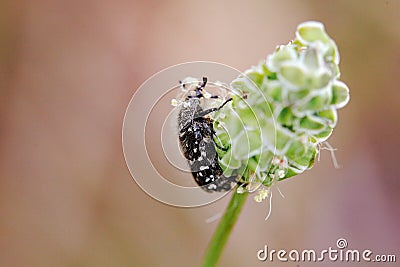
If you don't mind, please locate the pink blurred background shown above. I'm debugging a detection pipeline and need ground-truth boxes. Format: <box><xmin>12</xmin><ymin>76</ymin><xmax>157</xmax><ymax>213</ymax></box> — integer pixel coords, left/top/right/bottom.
<box><xmin>1</xmin><ymin>0</ymin><xmax>399</xmax><ymax>266</ymax></box>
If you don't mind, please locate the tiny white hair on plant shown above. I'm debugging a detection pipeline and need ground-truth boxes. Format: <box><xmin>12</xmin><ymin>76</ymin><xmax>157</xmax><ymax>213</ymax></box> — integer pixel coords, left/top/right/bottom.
<box><xmin>264</xmin><ymin>190</ymin><xmax>273</xmax><ymax>221</ymax></box>
<box><xmin>317</xmin><ymin>141</ymin><xmax>340</xmax><ymax>169</ymax></box>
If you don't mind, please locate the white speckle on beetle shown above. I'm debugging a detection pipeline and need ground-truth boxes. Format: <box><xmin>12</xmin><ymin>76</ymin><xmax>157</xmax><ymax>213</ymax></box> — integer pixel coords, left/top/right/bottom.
<box><xmin>208</xmin><ymin>184</ymin><xmax>217</xmax><ymax>190</ymax></box>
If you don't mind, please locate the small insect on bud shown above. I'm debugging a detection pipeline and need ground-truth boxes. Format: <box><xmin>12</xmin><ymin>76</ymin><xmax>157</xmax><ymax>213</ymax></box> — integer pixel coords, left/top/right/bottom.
<box><xmin>176</xmin><ymin>77</ymin><xmax>238</xmax><ymax>192</ymax></box>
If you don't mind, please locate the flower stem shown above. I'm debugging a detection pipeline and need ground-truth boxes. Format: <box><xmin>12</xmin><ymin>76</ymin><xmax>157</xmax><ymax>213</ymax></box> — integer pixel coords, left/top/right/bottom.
<box><xmin>201</xmin><ymin>190</ymin><xmax>248</xmax><ymax>267</ymax></box>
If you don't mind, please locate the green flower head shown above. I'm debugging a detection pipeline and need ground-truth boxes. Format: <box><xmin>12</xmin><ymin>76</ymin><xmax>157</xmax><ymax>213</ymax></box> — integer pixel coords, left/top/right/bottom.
<box><xmin>212</xmin><ymin>21</ymin><xmax>350</xmax><ymax>201</ymax></box>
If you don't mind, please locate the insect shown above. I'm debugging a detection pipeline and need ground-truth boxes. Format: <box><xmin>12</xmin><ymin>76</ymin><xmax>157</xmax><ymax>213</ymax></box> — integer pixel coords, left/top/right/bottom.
<box><xmin>177</xmin><ymin>77</ymin><xmax>238</xmax><ymax>192</ymax></box>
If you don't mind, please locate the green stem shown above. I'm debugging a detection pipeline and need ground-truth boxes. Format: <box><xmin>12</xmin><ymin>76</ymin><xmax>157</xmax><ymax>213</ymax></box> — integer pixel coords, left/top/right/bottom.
<box><xmin>201</xmin><ymin>190</ymin><xmax>248</xmax><ymax>267</ymax></box>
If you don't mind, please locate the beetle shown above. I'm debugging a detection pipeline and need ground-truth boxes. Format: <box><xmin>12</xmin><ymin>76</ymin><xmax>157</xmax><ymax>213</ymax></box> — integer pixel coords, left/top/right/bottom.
<box><xmin>177</xmin><ymin>77</ymin><xmax>238</xmax><ymax>192</ymax></box>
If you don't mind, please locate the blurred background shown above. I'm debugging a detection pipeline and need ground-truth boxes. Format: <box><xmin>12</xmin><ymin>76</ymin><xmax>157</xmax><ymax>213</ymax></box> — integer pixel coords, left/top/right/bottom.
<box><xmin>1</xmin><ymin>0</ymin><xmax>399</xmax><ymax>266</ymax></box>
